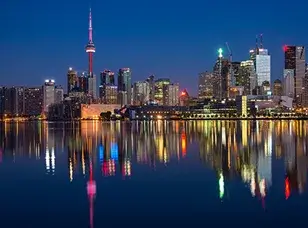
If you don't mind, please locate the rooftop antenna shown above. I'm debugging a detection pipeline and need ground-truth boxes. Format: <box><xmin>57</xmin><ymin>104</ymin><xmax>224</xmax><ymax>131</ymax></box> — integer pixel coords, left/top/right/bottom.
<box><xmin>255</xmin><ymin>35</ymin><xmax>259</xmax><ymax>54</ymax></box>
<box><xmin>260</xmin><ymin>34</ymin><xmax>263</xmax><ymax>49</ymax></box>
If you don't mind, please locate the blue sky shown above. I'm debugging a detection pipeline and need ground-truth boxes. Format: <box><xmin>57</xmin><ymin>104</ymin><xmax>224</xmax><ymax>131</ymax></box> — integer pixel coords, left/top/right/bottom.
<box><xmin>1</xmin><ymin>0</ymin><xmax>308</xmax><ymax>95</ymax></box>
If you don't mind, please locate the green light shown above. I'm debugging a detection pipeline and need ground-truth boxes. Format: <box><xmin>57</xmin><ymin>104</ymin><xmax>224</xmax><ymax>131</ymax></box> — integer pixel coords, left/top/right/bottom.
<box><xmin>218</xmin><ymin>48</ymin><xmax>223</xmax><ymax>58</ymax></box>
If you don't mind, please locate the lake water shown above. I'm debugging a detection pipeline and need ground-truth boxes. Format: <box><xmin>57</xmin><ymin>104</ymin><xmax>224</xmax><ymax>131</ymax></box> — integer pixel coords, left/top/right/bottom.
<box><xmin>0</xmin><ymin>120</ymin><xmax>308</xmax><ymax>227</ymax></box>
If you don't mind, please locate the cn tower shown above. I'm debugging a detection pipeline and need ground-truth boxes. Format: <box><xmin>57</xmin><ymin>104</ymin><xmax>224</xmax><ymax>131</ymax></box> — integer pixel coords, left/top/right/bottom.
<box><xmin>85</xmin><ymin>8</ymin><xmax>95</xmax><ymax>76</ymax></box>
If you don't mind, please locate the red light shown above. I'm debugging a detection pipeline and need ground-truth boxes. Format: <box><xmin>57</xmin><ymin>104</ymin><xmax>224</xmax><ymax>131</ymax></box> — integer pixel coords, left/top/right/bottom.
<box><xmin>283</xmin><ymin>45</ymin><xmax>288</xmax><ymax>52</ymax></box>
<box><xmin>285</xmin><ymin>177</ymin><xmax>290</xmax><ymax>200</ymax></box>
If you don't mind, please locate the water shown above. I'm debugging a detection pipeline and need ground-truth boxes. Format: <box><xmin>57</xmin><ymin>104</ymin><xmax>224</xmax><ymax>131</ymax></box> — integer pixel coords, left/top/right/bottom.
<box><xmin>0</xmin><ymin>120</ymin><xmax>308</xmax><ymax>227</ymax></box>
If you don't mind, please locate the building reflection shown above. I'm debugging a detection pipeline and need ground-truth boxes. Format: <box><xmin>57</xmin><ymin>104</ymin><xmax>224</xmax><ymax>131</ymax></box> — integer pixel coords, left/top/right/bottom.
<box><xmin>1</xmin><ymin>120</ymin><xmax>308</xmax><ymax>203</ymax></box>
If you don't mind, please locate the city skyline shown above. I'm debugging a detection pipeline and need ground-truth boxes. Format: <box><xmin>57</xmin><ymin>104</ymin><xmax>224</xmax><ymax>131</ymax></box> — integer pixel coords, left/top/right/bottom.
<box><xmin>1</xmin><ymin>0</ymin><xmax>308</xmax><ymax>95</ymax></box>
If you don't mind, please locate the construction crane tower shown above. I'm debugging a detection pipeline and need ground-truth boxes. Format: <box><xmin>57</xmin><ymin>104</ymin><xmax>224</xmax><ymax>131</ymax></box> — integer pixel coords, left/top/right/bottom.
<box><xmin>225</xmin><ymin>42</ymin><xmax>234</xmax><ymax>95</ymax></box>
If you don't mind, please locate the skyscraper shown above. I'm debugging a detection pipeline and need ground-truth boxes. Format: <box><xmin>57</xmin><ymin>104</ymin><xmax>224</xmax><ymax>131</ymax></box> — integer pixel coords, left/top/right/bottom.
<box><xmin>99</xmin><ymin>70</ymin><xmax>115</xmax><ymax>101</ymax></box>
<box><xmin>146</xmin><ymin>75</ymin><xmax>155</xmax><ymax>102</ymax></box>
<box><xmin>25</xmin><ymin>87</ymin><xmax>43</xmax><ymax>116</ymax></box>
<box><xmin>283</xmin><ymin>69</ymin><xmax>295</xmax><ymax>98</ymax></box>
<box><xmin>163</xmin><ymin>83</ymin><xmax>179</xmax><ymax>106</ymax></box>
<box><xmin>238</xmin><ymin>60</ymin><xmax>257</xmax><ymax>95</ymax></box>
<box><xmin>256</xmin><ymin>48</ymin><xmax>271</xmax><ymax>87</ymax></box>
<box><xmin>117</xmin><ymin>68</ymin><xmax>132</xmax><ymax>106</ymax></box>
<box><xmin>154</xmin><ymin>78</ymin><xmax>170</xmax><ymax>105</ymax></box>
<box><xmin>43</xmin><ymin>80</ymin><xmax>55</xmax><ymax>113</ymax></box>
<box><xmin>67</xmin><ymin>67</ymin><xmax>78</xmax><ymax>95</ymax></box>
<box><xmin>302</xmin><ymin>64</ymin><xmax>308</xmax><ymax>107</ymax></box>
<box><xmin>133</xmin><ymin>81</ymin><xmax>150</xmax><ymax>105</ymax></box>
<box><xmin>249</xmin><ymin>35</ymin><xmax>271</xmax><ymax>91</ymax></box>
<box><xmin>55</xmin><ymin>86</ymin><xmax>64</xmax><ymax>104</ymax></box>
<box><xmin>198</xmin><ymin>71</ymin><xmax>215</xmax><ymax>99</ymax></box>
<box><xmin>284</xmin><ymin>45</ymin><xmax>306</xmax><ymax>105</ymax></box>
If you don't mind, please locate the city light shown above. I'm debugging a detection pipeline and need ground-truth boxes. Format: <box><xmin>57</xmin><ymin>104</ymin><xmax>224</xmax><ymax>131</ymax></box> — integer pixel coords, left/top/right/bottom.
<box><xmin>218</xmin><ymin>48</ymin><xmax>223</xmax><ymax>58</ymax></box>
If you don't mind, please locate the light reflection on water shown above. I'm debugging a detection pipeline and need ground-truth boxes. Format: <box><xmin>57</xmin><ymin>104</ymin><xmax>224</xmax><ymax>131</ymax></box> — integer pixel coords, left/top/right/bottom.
<box><xmin>0</xmin><ymin>120</ymin><xmax>308</xmax><ymax>227</ymax></box>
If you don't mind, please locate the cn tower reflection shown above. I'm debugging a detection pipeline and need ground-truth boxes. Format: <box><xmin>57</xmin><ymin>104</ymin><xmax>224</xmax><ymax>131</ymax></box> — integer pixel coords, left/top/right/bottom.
<box><xmin>87</xmin><ymin>157</ymin><xmax>96</xmax><ymax>228</ymax></box>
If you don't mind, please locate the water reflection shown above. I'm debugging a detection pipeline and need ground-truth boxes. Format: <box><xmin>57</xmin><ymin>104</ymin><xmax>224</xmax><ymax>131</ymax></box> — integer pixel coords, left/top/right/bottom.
<box><xmin>0</xmin><ymin>120</ymin><xmax>308</xmax><ymax>226</ymax></box>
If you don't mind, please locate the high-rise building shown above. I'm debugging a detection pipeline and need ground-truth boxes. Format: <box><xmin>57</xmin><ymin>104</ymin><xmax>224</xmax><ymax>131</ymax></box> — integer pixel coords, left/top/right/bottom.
<box><xmin>198</xmin><ymin>72</ymin><xmax>215</xmax><ymax>99</ymax></box>
<box><xmin>154</xmin><ymin>78</ymin><xmax>170</xmax><ymax>105</ymax></box>
<box><xmin>67</xmin><ymin>67</ymin><xmax>78</xmax><ymax>94</ymax></box>
<box><xmin>237</xmin><ymin>60</ymin><xmax>257</xmax><ymax>95</ymax></box>
<box><xmin>273</xmin><ymin>79</ymin><xmax>283</xmax><ymax>96</ymax></box>
<box><xmin>78</xmin><ymin>71</ymin><xmax>88</xmax><ymax>94</ymax></box>
<box><xmin>117</xmin><ymin>68</ymin><xmax>132</xmax><ymax>106</ymax></box>
<box><xmin>256</xmin><ymin>48</ymin><xmax>271</xmax><ymax>87</ymax></box>
<box><xmin>163</xmin><ymin>83</ymin><xmax>179</xmax><ymax>106</ymax></box>
<box><xmin>133</xmin><ymin>81</ymin><xmax>150</xmax><ymax>105</ymax></box>
<box><xmin>284</xmin><ymin>45</ymin><xmax>306</xmax><ymax>105</ymax></box>
<box><xmin>283</xmin><ymin>69</ymin><xmax>295</xmax><ymax>99</ymax></box>
<box><xmin>55</xmin><ymin>86</ymin><xmax>64</xmax><ymax>104</ymax></box>
<box><xmin>99</xmin><ymin>70</ymin><xmax>115</xmax><ymax>102</ymax></box>
<box><xmin>146</xmin><ymin>75</ymin><xmax>155</xmax><ymax>101</ymax></box>
<box><xmin>88</xmin><ymin>76</ymin><xmax>97</xmax><ymax>99</ymax></box>
<box><xmin>249</xmin><ymin>35</ymin><xmax>271</xmax><ymax>90</ymax></box>
<box><xmin>213</xmin><ymin>49</ymin><xmax>230</xmax><ymax>99</ymax></box>
<box><xmin>0</xmin><ymin>87</ymin><xmax>4</xmax><ymax>118</ymax></box>
<box><xmin>104</xmin><ymin>85</ymin><xmax>118</xmax><ymax>104</ymax></box>
<box><xmin>25</xmin><ymin>87</ymin><xmax>43</xmax><ymax>116</ymax></box>
<box><xmin>43</xmin><ymin>80</ymin><xmax>55</xmax><ymax>113</ymax></box>
<box><xmin>302</xmin><ymin>64</ymin><xmax>308</xmax><ymax>107</ymax></box>
<box><xmin>0</xmin><ymin>87</ymin><xmax>25</xmax><ymax>117</ymax></box>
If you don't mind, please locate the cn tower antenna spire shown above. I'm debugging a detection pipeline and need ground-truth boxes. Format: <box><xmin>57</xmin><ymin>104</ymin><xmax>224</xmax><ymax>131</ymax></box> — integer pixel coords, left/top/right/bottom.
<box><xmin>89</xmin><ymin>7</ymin><xmax>93</xmax><ymax>42</ymax></box>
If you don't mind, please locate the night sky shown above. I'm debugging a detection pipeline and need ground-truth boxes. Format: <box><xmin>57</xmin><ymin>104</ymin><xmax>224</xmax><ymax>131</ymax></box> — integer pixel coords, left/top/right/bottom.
<box><xmin>1</xmin><ymin>0</ymin><xmax>308</xmax><ymax>95</ymax></box>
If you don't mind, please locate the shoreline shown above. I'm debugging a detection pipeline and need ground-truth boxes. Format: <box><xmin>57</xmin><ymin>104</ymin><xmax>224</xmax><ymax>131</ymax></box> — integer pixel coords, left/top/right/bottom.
<box><xmin>1</xmin><ymin>117</ymin><xmax>308</xmax><ymax>122</ymax></box>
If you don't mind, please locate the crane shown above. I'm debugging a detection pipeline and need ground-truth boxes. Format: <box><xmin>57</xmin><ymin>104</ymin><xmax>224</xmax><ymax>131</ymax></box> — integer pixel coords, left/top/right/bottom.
<box><xmin>225</xmin><ymin>42</ymin><xmax>232</xmax><ymax>63</ymax></box>
<box><xmin>225</xmin><ymin>42</ymin><xmax>234</xmax><ymax>96</ymax></box>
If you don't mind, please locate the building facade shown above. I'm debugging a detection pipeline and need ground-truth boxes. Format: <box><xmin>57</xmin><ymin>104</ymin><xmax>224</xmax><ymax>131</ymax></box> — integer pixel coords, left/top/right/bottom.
<box><xmin>198</xmin><ymin>72</ymin><xmax>215</xmax><ymax>99</ymax></box>
<box><xmin>154</xmin><ymin>78</ymin><xmax>170</xmax><ymax>105</ymax></box>
<box><xmin>255</xmin><ymin>48</ymin><xmax>271</xmax><ymax>87</ymax></box>
<box><xmin>163</xmin><ymin>83</ymin><xmax>179</xmax><ymax>106</ymax></box>
<box><xmin>284</xmin><ymin>46</ymin><xmax>306</xmax><ymax>105</ymax></box>
<box><xmin>117</xmin><ymin>68</ymin><xmax>132</xmax><ymax>106</ymax></box>
<box><xmin>43</xmin><ymin>80</ymin><xmax>55</xmax><ymax>113</ymax></box>
<box><xmin>133</xmin><ymin>81</ymin><xmax>150</xmax><ymax>105</ymax></box>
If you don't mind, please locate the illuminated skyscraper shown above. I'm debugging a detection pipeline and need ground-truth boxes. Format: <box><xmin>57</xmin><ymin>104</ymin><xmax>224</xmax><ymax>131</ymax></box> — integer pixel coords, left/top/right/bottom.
<box><xmin>133</xmin><ymin>81</ymin><xmax>150</xmax><ymax>105</ymax></box>
<box><xmin>163</xmin><ymin>83</ymin><xmax>179</xmax><ymax>106</ymax></box>
<box><xmin>198</xmin><ymin>71</ymin><xmax>215</xmax><ymax>99</ymax></box>
<box><xmin>146</xmin><ymin>75</ymin><xmax>155</xmax><ymax>101</ymax></box>
<box><xmin>283</xmin><ymin>69</ymin><xmax>295</xmax><ymax>98</ymax></box>
<box><xmin>67</xmin><ymin>67</ymin><xmax>78</xmax><ymax>95</ymax></box>
<box><xmin>256</xmin><ymin>48</ymin><xmax>271</xmax><ymax>87</ymax></box>
<box><xmin>303</xmin><ymin>64</ymin><xmax>308</xmax><ymax>107</ymax></box>
<box><xmin>117</xmin><ymin>68</ymin><xmax>132</xmax><ymax>106</ymax></box>
<box><xmin>99</xmin><ymin>70</ymin><xmax>115</xmax><ymax>102</ymax></box>
<box><xmin>55</xmin><ymin>86</ymin><xmax>64</xmax><ymax>104</ymax></box>
<box><xmin>249</xmin><ymin>35</ymin><xmax>271</xmax><ymax>92</ymax></box>
<box><xmin>43</xmin><ymin>80</ymin><xmax>55</xmax><ymax>113</ymax></box>
<box><xmin>284</xmin><ymin>45</ymin><xmax>306</xmax><ymax>105</ymax></box>
<box><xmin>154</xmin><ymin>78</ymin><xmax>170</xmax><ymax>105</ymax></box>
<box><xmin>25</xmin><ymin>87</ymin><xmax>43</xmax><ymax>116</ymax></box>
<box><xmin>213</xmin><ymin>48</ymin><xmax>231</xmax><ymax>99</ymax></box>
<box><xmin>238</xmin><ymin>60</ymin><xmax>257</xmax><ymax>95</ymax></box>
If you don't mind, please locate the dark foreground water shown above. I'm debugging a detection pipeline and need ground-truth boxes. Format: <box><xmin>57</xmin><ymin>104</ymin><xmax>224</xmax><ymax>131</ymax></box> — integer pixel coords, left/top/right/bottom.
<box><xmin>0</xmin><ymin>120</ymin><xmax>308</xmax><ymax>227</ymax></box>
